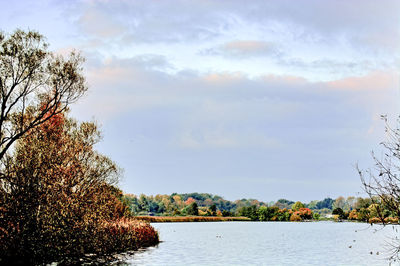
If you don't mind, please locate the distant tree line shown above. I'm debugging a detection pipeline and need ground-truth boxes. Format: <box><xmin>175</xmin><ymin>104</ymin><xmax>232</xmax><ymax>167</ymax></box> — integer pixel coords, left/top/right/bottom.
<box><xmin>123</xmin><ymin>193</ymin><xmax>395</xmax><ymax>223</ymax></box>
<box><xmin>123</xmin><ymin>192</ymin><xmax>269</xmax><ymax>217</ymax></box>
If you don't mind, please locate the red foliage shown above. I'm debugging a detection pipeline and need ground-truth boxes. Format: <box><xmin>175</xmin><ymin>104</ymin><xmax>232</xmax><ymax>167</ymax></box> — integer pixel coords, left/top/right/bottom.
<box><xmin>298</xmin><ymin>208</ymin><xmax>313</xmax><ymax>219</ymax></box>
<box><xmin>185</xmin><ymin>197</ymin><xmax>196</xmax><ymax>205</ymax></box>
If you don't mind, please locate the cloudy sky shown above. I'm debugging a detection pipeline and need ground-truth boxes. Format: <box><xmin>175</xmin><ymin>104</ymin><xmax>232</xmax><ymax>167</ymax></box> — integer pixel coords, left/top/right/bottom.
<box><xmin>2</xmin><ymin>0</ymin><xmax>399</xmax><ymax>202</ymax></box>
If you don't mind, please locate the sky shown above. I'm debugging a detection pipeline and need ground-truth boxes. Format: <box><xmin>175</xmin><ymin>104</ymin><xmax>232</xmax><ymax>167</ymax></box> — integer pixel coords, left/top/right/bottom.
<box><xmin>1</xmin><ymin>0</ymin><xmax>399</xmax><ymax>202</ymax></box>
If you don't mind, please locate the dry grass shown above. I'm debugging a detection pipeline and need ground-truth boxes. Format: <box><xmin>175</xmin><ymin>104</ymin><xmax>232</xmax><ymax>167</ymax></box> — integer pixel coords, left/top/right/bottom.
<box><xmin>98</xmin><ymin>218</ymin><xmax>159</xmax><ymax>253</ymax></box>
<box><xmin>133</xmin><ymin>216</ymin><xmax>251</xmax><ymax>223</ymax></box>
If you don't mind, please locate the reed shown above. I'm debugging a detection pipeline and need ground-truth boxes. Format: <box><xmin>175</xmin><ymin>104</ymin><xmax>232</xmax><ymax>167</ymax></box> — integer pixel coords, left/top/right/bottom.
<box><xmin>95</xmin><ymin>218</ymin><xmax>159</xmax><ymax>254</ymax></box>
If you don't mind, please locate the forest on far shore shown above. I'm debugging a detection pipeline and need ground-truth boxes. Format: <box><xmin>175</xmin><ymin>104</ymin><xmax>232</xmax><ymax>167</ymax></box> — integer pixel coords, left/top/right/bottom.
<box><xmin>123</xmin><ymin>193</ymin><xmax>398</xmax><ymax>223</ymax></box>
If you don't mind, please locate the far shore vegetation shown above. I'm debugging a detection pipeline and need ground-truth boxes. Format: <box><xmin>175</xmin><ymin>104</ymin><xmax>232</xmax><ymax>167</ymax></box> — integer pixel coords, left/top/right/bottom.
<box><xmin>124</xmin><ymin>192</ymin><xmax>400</xmax><ymax>224</ymax></box>
<box><xmin>134</xmin><ymin>216</ymin><xmax>251</xmax><ymax>223</ymax></box>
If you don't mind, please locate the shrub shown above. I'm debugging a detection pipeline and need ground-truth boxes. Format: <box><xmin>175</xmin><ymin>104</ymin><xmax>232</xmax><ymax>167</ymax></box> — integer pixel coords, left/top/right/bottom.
<box><xmin>369</xmin><ymin>217</ymin><xmax>382</xmax><ymax>224</ymax></box>
<box><xmin>298</xmin><ymin>208</ymin><xmax>313</xmax><ymax>220</ymax></box>
<box><xmin>332</xmin><ymin>208</ymin><xmax>346</xmax><ymax>220</ymax></box>
<box><xmin>348</xmin><ymin>209</ymin><xmax>358</xmax><ymax>220</ymax></box>
<box><xmin>290</xmin><ymin>212</ymin><xmax>302</xmax><ymax>222</ymax></box>
<box><xmin>384</xmin><ymin>217</ymin><xmax>399</xmax><ymax>224</ymax></box>
<box><xmin>222</xmin><ymin>210</ymin><xmax>233</xmax><ymax>217</ymax></box>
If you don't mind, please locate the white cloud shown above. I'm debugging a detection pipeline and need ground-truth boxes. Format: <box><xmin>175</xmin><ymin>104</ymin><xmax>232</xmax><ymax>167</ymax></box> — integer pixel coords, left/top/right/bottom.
<box><xmin>5</xmin><ymin>0</ymin><xmax>399</xmax><ymax>200</ymax></box>
<box><xmin>78</xmin><ymin>7</ymin><xmax>126</xmax><ymax>38</ymax></box>
<box><xmin>201</xmin><ymin>40</ymin><xmax>281</xmax><ymax>58</ymax></box>
<box><xmin>51</xmin><ymin>0</ymin><xmax>398</xmax><ymax>82</ymax></box>
<box><xmin>73</xmin><ymin>56</ymin><xmax>399</xmax><ymax>154</ymax></box>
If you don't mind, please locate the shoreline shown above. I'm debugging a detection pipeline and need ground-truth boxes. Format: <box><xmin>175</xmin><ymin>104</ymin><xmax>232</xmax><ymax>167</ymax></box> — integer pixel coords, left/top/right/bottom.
<box><xmin>133</xmin><ymin>216</ymin><xmax>251</xmax><ymax>223</ymax></box>
<box><xmin>133</xmin><ymin>216</ymin><xmax>400</xmax><ymax>225</ymax></box>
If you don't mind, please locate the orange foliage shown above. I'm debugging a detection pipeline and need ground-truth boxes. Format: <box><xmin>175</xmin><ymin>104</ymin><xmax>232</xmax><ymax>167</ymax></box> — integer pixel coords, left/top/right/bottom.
<box><xmin>0</xmin><ymin>111</ymin><xmax>158</xmax><ymax>263</ymax></box>
<box><xmin>384</xmin><ymin>217</ymin><xmax>399</xmax><ymax>224</ymax></box>
<box><xmin>348</xmin><ymin>209</ymin><xmax>358</xmax><ymax>220</ymax></box>
<box><xmin>298</xmin><ymin>208</ymin><xmax>313</xmax><ymax>219</ymax></box>
<box><xmin>290</xmin><ymin>212</ymin><xmax>302</xmax><ymax>221</ymax></box>
<box><xmin>369</xmin><ymin>217</ymin><xmax>383</xmax><ymax>224</ymax></box>
<box><xmin>185</xmin><ymin>197</ymin><xmax>196</xmax><ymax>205</ymax></box>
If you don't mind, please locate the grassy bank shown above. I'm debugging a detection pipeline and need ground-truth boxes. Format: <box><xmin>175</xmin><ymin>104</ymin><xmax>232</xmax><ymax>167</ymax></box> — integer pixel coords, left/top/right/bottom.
<box><xmin>133</xmin><ymin>216</ymin><xmax>251</xmax><ymax>223</ymax></box>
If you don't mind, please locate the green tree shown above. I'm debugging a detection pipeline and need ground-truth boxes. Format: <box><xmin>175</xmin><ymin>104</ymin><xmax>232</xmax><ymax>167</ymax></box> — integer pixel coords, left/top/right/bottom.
<box><xmin>138</xmin><ymin>194</ymin><xmax>150</xmax><ymax>213</ymax></box>
<box><xmin>307</xmin><ymin>200</ymin><xmax>319</xmax><ymax>209</ymax></box>
<box><xmin>356</xmin><ymin>208</ymin><xmax>370</xmax><ymax>222</ymax></box>
<box><xmin>315</xmin><ymin>198</ymin><xmax>334</xmax><ymax>209</ymax></box>
<box><xmin>354</xmin><ymin>197</ymin><xmax>371</xmax><ymax>209</ymax></box>
<box><xmin>258</xmin><ymin>206</ymin><xmax>270</xmax><ymax>221</ymax></box>
<box><xmin>332</xmin><ymin>208</ymin><xmax>346</xmax><ymax>220</ymax></box>
<box><xmin>222</xmin><ymin>210</ymin><xmax>232</xmax><ymax>217</ymax></box>
<box><xmin>258</xmin><ymin>206</ymin><xmax>279</xmax><ymax>221</ymax></box>
<box><xmin>238</xmin><ymin>205</ymin><xmax>258</xmax><ymax>221</ymax></box>
<box><xmin>210</xmin><ymin>204</ymin><xmax>217</xmax><ymax>216</ymax></box>
<box><xmin>292</xmin><ymin>201</ymin><xmax>305</xmax><ymax>211</ymax></box>
<box><xmin>187</xmin><ymin>202</ymin><xmax>199</xmax><ymax>216</ymax></box>
<box><xmin>312</xmin><ymin>212</ymin><xmax>320</xmax><ymax>220</ymax></box>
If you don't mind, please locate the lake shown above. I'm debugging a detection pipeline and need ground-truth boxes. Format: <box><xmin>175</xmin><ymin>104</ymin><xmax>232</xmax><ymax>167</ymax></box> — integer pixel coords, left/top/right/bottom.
<box><xmin>125</xmin><ymin>221</ymin><xmax>398</xmax><ymax>265</ymax></box>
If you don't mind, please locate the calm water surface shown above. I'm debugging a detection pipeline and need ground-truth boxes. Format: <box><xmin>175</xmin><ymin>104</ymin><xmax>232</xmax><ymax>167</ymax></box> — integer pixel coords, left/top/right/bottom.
<box><xmin>126</xmin><ymin>221</ymin><xmax>398</xmax><ymax>265</ymax></box>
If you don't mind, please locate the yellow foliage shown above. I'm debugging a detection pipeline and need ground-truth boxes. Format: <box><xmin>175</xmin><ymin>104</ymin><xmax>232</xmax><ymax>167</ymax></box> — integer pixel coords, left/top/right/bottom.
<box><xmin>198</xmin><ymin>209</ymin><xmax>208</xmax><ymax>216</ymax></box>
<box><xmin>290</xmin><ymin>213</ymin><xmax>301</xmax><ymax>222</ymax></box>
<box><xmin>384</xmin><ymin>217</ymin><xmax>399</xmax><ymax>224</ymax></box>
<box><xmin>348</xmin><ymin>209</ymin><xmax>358</xmax><ymax>220</ymax></box>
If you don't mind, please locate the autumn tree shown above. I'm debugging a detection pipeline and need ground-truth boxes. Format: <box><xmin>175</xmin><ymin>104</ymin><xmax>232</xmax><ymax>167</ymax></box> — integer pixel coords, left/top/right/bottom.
<box><xmin>0</xmin><ymin>29</ymin><xmax>86</xmax><ymax>164</ymax></box>
<box><xmin>0</xmin><ymin>30</ymin><xmax>158</xmax><ymax>264</ymax></box>
<box><xmin>333</xmin><ymin>196</ymin><xmax>346</xmax><ymax>210</ymax></box>
<box><xmin>0</xmin><ymin>109</ymin><xmax>159</xmax><ymax>264</ymax></box>
<box><xmin>0</xmin><ymin>29</ymin><xmax>87</xmax><ymax>263</ymax></box>
<box><xmin>0</xmin><ymin>110</ymin><xmax>118</xmax><ymax>261</ymax></box>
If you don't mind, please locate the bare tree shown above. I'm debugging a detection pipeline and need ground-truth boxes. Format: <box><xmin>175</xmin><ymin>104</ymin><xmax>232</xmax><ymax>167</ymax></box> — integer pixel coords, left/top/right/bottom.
<box><xmin>0</xmin><ymin>29</ymin><xmax>87</xmax><ymax>163</ymax></box>
<box><xmin>358</xmin><ymin>116</ymin><xmax>400</xmax><ymax>261</ymax></box>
